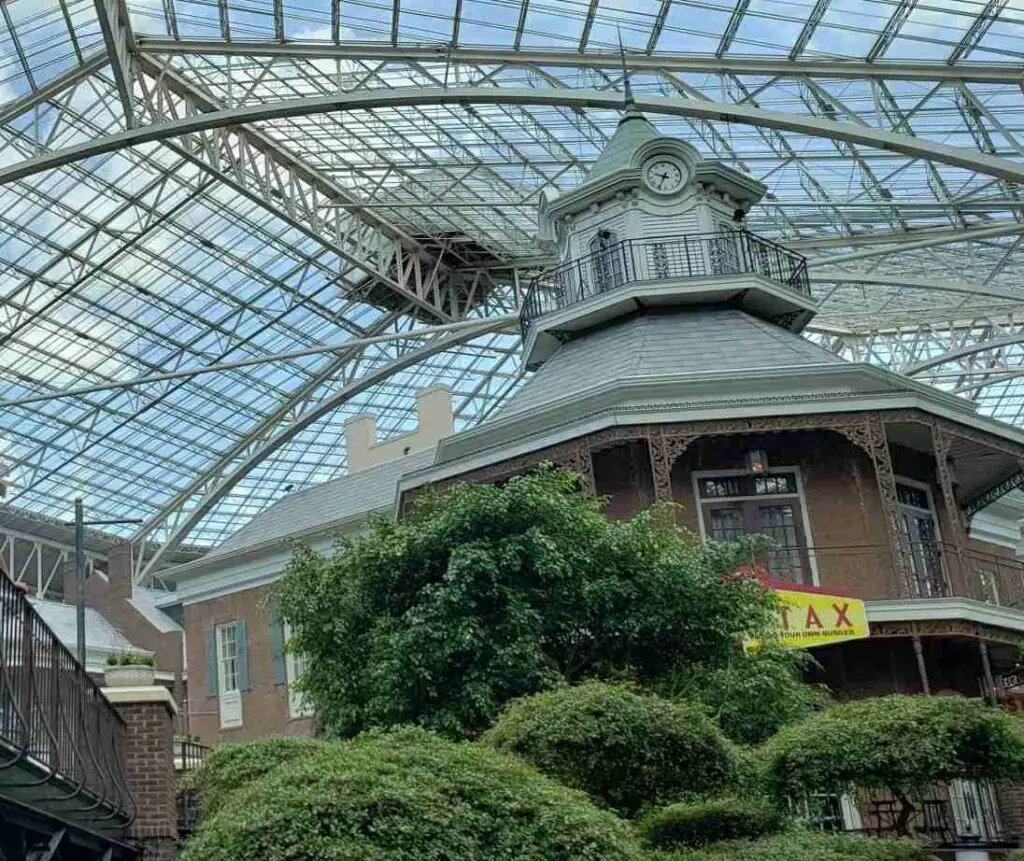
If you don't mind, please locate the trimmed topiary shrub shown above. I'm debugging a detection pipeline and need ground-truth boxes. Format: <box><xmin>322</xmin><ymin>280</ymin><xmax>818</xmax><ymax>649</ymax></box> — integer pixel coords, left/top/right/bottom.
<box><xmin>483</xmin><ymin>681</ymin><xmax>736</xmax><ymax>817</ymax></box>
<box><xmin>760</xmin><ymin>694</ymin><xmax>1024</xmax><ymax>834</ymax></box>
<box><xmin>182</xmin><ymin>736</ymin><xmax>324</xmax><ymax>816</ymax></box>
<box><xmin>180</xmin><ymin>726</ymin><xmax>643</xmax><ymax>861</ymax></box>
<box><xmin>639</xmin><ymin>797</ymin><xmax>787</xmax><ymax>849</ymax></box>
<box><xmin>651</xmin><ymin>830</ymin><xmax>931</xmax><ymax>861</ymax></box>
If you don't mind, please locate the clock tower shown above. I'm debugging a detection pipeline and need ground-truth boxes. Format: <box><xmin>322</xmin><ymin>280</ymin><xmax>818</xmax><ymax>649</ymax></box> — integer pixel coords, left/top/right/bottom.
<box><xmin>527</xmin><ymin>92</ymin><xmax>818</xmax><ymax>370</ymax></box>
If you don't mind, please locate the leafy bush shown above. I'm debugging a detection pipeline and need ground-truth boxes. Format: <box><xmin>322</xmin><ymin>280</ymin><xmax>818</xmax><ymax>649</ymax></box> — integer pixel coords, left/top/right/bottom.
<box><xmin>658</xmin><ymin>649</ymin><xmax>830</xmax><ymax>745</ymax></box>
<box><xmin>183</xmin><ymin>737</ymin><xmax>323</xmax><ymax>816</ymax></box>
<box><xmin>652</xmin><ymin>830</ymin><xmax>931</xmax><ymax>861</ymax></box>
<box><xmin>639</xmin><ymin>797</ymin><xmax>787</xmax><ymax>848</ymax></box>
<box><xmin>483</xmin><ymin>682</ymin><xmax>736</xmax><ymax>816</ymax></box>
<box><xmin>180</xmin><ymin>726</ymin><xmax>643</xmax><ymax>861</ymax></box>
<box><xmin>275</xmin><ymin>468</ymin><xmax>778</xmax><ymax>739</ymax></box>
<box><xmin>760</xmin><ymin>694</ymin><xmax>1024</xmax><ymax>834</ymax></box>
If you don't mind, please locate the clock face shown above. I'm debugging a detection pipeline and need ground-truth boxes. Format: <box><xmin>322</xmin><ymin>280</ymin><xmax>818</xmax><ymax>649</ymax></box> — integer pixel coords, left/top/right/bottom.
<box><xmin>644</xmin><ymin>158</ymin><xmax>685</xmax><ymax>194</ymax></box>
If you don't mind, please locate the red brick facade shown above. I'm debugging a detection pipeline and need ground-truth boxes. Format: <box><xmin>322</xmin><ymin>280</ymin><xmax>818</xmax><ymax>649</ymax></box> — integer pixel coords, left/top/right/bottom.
<box><xmin>183</xmin><ymin>584</ymin><xmax>314</xmax><ymax>745</ymax></box>
<box><xmin>110</xmin><ymin>693</ymin><xmax>178</xmax><ymax>861</ymax></box>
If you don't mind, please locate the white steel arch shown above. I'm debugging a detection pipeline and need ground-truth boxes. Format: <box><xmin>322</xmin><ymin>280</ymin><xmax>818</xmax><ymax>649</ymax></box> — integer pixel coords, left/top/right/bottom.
<box><xmin>2</xmin><ymin>87</ymin><xmax>1022</xmax><ymax>187</ymax></box>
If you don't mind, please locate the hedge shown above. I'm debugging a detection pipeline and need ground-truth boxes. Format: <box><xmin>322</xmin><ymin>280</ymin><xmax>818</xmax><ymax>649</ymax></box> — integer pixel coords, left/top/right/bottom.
<box><xmin>651</xmin><ymin>830</ymin><xmax>932</xmax><ymax>861</ymax></box>
<box><xmin>181</xmin><ymin>737</ymin><xmax>324</xmax><ymax>816</ymax></box>
<box><xmin>180</xmin><ymin>726</ymin><xmax>643</xmax><ymax>861</ymax></box>
<box><xmin>639</xmin><ymin>797</ymin><xmax>787</xmax><ymax>849</ymax></box>
<box><xmin>483</xmin><ymin>682</ymin><xmax>736</xmax><ymax>817</ymax></box>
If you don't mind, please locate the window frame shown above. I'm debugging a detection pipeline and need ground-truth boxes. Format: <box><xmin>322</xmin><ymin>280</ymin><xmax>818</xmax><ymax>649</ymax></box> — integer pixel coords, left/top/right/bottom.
<box><xmin>691</xmin><ymin>466</ymin><xmax>820</xmax><ymax>586</ymax></box>
<box><xmin>215</xmin><ymin>621</ymin><xmax>241</xmax><ymax>695</ymax></box>
<box><xmin>282</xmin><ymin>622</ymin><xmax>313</xmax><ymax>720</ymax></box>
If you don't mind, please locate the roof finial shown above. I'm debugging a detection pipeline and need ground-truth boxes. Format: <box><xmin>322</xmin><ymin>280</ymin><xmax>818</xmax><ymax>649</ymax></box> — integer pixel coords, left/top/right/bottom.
<box><xmin>617</xmin><ymin>27</ymin><xmax>637</xmax><ymax>116</ymax></box>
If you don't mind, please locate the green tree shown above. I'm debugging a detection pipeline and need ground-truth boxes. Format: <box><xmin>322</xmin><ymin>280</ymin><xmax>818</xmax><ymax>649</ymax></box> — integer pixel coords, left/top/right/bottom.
<box><xmin>657</xmin><ymin>649</ymin><xmax>830</xmax><ymax>745</ymax></box>
<box><xmin>180</xmin><ymin>727</ymin><xmax>642</xmax><ymax>861</ymax></box>
<box><xmin>760</xmin><ymin>694</ymin><xmax>1024</xmax><ymax>835</ymax></box>
<box><xmin>275</xmin><ymin>468</ymin><xmax>778</xmax><ymax>738</ymax></box>
<box><xmin>483</xmin><ymin>682</ymin><xmax>737</xmax><ymax>816</ymax></box>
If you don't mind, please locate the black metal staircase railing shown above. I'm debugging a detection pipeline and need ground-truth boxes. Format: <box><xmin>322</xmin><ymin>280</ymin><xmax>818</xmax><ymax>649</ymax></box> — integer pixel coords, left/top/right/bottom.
<box><xmin>521</xmin><ymin>230</ymin><xmax>811</xmax><ymax>336</ymax></box>
<box><xmin>0</xmin><ymin>572</ymin><xmax>134</xmax><ymax>831</ymax></box>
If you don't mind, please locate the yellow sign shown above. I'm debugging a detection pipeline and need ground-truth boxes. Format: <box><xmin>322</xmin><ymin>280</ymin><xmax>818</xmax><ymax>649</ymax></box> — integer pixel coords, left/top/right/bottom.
<box><xmin>773</xmin><ymin>587</ymin><xmax>869</xmax><ymax>649</ymax></box>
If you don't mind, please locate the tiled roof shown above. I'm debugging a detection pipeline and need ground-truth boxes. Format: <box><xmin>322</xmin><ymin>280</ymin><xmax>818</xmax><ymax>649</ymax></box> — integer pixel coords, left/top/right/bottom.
<box><xmin>211</xmin><ymin>447</ymin><xmax>437</xmax><ymax>557</ymax></box>
<box><xmin>498</xmin><ymin>309</ymin><xmax>842</xmax><ymax>418</ymax></box>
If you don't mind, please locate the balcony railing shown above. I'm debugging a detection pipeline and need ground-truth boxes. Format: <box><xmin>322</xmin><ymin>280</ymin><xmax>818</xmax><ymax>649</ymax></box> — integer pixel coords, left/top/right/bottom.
<box><xmin>521</xmin><ymin>230</ymin><xmax>811</xmax><ymax>336</ymax></box>
<box><xmin>800</xmin><ymin>781</ymin><xmax>1008</xmax><ymax>847</ymax></box>
<box><xmin>740</xmin><ymin>541</ymin><xmax>1024</xmax><ymax>606</ymax></box>
<box><xmin>0</xmin><ymin>573</ymin><xmax>133</xmax><ymax>825</ymax></box>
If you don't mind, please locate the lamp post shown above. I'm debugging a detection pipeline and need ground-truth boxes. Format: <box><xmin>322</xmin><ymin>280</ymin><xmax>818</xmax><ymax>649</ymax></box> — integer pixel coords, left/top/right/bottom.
<box><xmin>71</xmin><ymin>500</ymin><xmax>143</xmax><ymax>668</ymax></box>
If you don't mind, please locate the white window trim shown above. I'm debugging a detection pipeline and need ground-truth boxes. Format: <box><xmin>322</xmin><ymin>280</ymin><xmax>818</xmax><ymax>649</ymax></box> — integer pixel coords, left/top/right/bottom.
<box><xmin>691</xmin><ymin>466</ymin><xmax>820</xmax><ymax>586</ymax></box>
<box><xmin>215</xmin><ymin>621</ymin><xmax>240</xmax><ymax>695</ymax></box>
<box><xmin>282</xmin><ymin>623</ymin><xmax>313</xmax><ymax>720</ymax></box>
<box><xmin>894</xmin><ymin>474</ymin><xmax>943</xmax><ymax>542</ymax></box>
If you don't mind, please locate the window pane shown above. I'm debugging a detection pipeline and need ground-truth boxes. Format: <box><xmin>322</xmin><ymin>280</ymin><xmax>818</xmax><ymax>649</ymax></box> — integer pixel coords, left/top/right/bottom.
<box><xmin>709</xmin><ymin>507</ymin><xmax>746</xmax><ymax>541</ymax></box>
<box><xmin>755</xmin><ymin>474</ymin><xmax>796</xmax><ymax>495</ymax></box>
<box><xmin>760</xmin><ymin>505</ymin><xmax>805</xmax><ymax>583</ymax></box>
<box><xmin>896</xmin><ymin>484</ymin><xmax>930</xmax><ymax>510</ymax></box>
<box><xmin>700</xmin><ymin>476</ymin><xmax>745</xmax><ymax>498</ymax></box>
<box><xmin>217</xmin><ymin>624</ymin><xmax>240</xmax><ymax>693</ymax></box>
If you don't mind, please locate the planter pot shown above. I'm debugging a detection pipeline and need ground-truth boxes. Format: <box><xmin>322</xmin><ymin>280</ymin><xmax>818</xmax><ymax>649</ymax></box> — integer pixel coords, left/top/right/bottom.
<box><xmin>104</xmin><ymin>665</ymin><xmax>155</xmax><ymax>687</ymax></box>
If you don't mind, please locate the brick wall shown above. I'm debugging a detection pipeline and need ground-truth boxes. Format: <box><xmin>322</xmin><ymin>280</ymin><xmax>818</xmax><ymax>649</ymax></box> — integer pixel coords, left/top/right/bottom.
<box><xmin>183</xmin><ymin>583</ymin><xmax>313</xmax><ymax>746</ymax></box>
<box><xmin>65</xmin><ymin>543</ymin><xmax>186</xmax><ymax>716</ymax></box>
<box><xmin>107</xmin><ymin>691</ymin><xmax>178</xmax><ymax>861</ymax></box>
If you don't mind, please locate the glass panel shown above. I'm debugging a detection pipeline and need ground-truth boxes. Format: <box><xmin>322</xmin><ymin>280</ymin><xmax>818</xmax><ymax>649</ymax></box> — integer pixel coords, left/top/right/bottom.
<box><xmin>755</xmin><ymin>474</ymin><xmax>796</xmax><ymax>495</ymax></box>
<box><xmin>898</xmin><ymin>510</ymin><xmax>946</xmax><ymax>597</ymax></box>
<box><xmin>709</xmin><ymin>507</ymin><xmax>746</xmax><ymax>541</ymax></box>
<box><xmin>217</xmin><ymin>624</ymin><xmax>240</xmax><ymax>693</ymax></box>
<box><xmin>699</xmin><ymin>476</ymin><xmax>746</xmax><ymax>498</ymax></box>
<box><xmin>896</xmin><ymin>483</ymin><xmax>931</xmax><ymax>509</ymax></box>
<box><xmin>760</xmin><ymin>504</ymin><xmax>805</xmax><ymax>583</ymax></box>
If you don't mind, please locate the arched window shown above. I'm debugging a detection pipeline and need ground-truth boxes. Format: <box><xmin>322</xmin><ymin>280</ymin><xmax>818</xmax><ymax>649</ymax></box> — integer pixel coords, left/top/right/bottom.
<box><xmin>589</xmin><ymin>229</ymin><xmax>625</xmax><ymax>294</ymax></box>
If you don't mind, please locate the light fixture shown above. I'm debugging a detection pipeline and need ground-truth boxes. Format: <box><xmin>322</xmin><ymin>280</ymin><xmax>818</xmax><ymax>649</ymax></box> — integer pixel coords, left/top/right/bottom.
<box><xmin>746</xmin><ymin>449</ymin><xmax>769</xmax><ymax>475</ymax></box>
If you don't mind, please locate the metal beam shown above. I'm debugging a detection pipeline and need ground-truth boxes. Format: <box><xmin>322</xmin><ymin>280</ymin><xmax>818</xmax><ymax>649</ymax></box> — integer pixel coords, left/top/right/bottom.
<box><xmin>948</xmin><ymin>0</ymin><xmax>1007</xmax><ymax>64</ymax></box>
<box><xmin>867</xmin><ymin>0</ymin><xmax>917</xmax><ymax>62</ymax></box>
<box><xmin>646</xmin><ymin>0</ymin><xmax>673</xmax><ymax>53</ymax></box>
<box><xmin>807</xmin><ymin>222</ymin><xmax>1024</xmax><ymax>266</ymax></box>
<box><xmin>0</xmin><ymin>51</ymin><xmax>108</xmax><ymax>127</ymax></box>
<box><xmin>810</xmin><ymin>271</ymin><xmax>1024</xmax><ymax>306</ymax></box>
<box><xmin>92</xmin><ymin>0</ymin><xmax>135</xmax><ymax>127</ymax></box>
<box><xmin>130</xmin><ymin>40</ymin><xmax>1024</xmax><ymax>83</ymax></box>
<box><xmin>0</xmin><ymin>316</ymin><xmax>518</xmax><ymax>409</ymax></box>
<box><xmin>716</xmin><ymin>0</ymin><xmax>750</xmax><ymax>58</ymax></box>
<box><xmin>905</xmin><ymin>333</ymin><xmax>1024</xmax><ymax>376</ymax></box>
<box><xmin>133</xmin><ymin>315</ymin><xmax>511</xmax><ymax>580</ymax></box>
<box><xmin>788</xmin><ymin>0</ymin><xmax>830</xmax><ymax>60</ymax></box>
<box><xmin>5</xmin><ymin>86</ymin><xmax>1024</xmax><ymax>187</ymax></box>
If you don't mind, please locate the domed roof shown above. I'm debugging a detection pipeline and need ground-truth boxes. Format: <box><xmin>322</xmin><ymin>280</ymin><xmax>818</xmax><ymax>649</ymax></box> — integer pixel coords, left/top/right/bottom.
<box><xmin>585</xmin><ymin>110</ymin><xmax>661</xmax><ymax>182</ymax></box>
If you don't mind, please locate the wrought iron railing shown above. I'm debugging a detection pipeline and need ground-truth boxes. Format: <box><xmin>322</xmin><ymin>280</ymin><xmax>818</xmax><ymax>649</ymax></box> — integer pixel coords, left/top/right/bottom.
<box><xmin>798</xmin><ymin>781</ymin><xmax>1008</xmax><ymax>846</ymax></box>
<box><xmin>174</xmin><ymin>737</ymin><xmax>209</xmax><ymax>772</ymax></box>
<box><xmin>736</xmin><ymin>541</ymin><xmax>1024</xmax><ymax>606</ymax></box>
<box><xmin>521</xmin><ymin>230</ymin><xmax>811</xmax><ymax>335</ymax></box>
<box><xmin>0</xmin><ymin>573</ymin><xmax>133</xmax><ymax>824</ymax></box>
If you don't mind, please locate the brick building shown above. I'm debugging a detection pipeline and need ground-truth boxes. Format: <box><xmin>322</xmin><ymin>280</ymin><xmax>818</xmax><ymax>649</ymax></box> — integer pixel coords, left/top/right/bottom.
<box><xmin>145</xmin><ymin>105</ymin><xmax>1024</xmax><ymax>852</ymax></box>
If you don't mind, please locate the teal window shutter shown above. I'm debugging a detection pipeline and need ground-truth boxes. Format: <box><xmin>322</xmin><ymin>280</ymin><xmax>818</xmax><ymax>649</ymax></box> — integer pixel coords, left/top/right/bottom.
<box><xmin>204</xmin><ymin>628</ymin><xmax>219</xmax><ymax>698</ymax></box>
<box><xmin>268</xmin><ymin>607</ymin><xmax>287</xmax><ymax>686</ymax></box>
<box><xmin>236</xmin><ymin>620</ymin><xmax>251</xmax><ymax>692</ymax></box>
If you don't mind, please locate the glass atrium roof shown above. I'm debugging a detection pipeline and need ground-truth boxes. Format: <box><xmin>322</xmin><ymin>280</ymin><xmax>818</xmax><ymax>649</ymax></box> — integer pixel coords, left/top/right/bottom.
<box><xmin>0</xmin><ymin>0</ymin><xmax>1022</xmax><ymax>563</ymax></box>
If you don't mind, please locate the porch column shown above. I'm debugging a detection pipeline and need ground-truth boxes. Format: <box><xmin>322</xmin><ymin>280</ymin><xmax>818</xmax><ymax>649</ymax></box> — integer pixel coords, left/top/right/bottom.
<box><xmin>867</xmin><ymin>414</ymin><xmax>911</xmax><ymax>597</ymax></box>
<box><xmin>931</xmin><ymin>420</ymin><xmax>968</xmax><ymax>594</ymax></box>
<box><xmin>912</xmin><ymin>635</ymin><xmax>931</xmax><ymax>695</ymax></box>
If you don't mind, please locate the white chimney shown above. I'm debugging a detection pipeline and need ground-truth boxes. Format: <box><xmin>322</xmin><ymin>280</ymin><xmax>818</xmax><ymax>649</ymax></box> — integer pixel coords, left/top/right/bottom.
<box><xmin>344</xmin><ymin>387</ymin><xmax>453</xmax><ymax>474</ymax></box>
